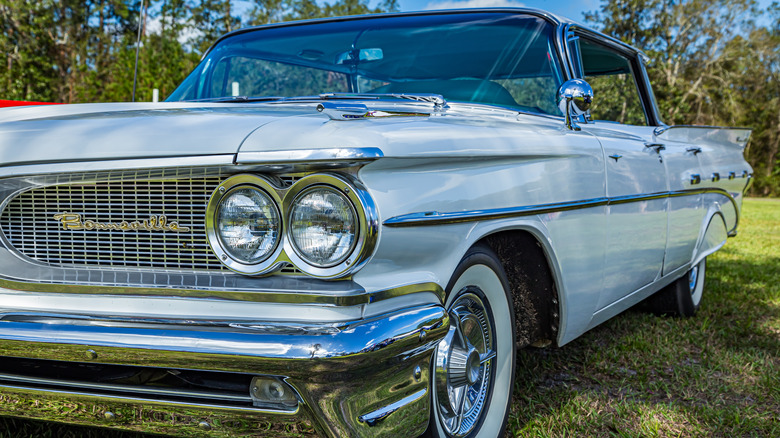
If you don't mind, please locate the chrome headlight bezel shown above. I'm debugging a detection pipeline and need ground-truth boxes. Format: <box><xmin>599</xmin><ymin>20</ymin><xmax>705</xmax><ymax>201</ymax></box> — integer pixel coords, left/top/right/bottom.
<box><xmin>283</xmin><ymin>173</ymin><xmax>378</xmax><ymax>278</ymax></box>
<box><xmin>286</xmin><ymin>184</ymin><xmax>358</xmax><ymax>268</ymax></box>
<box><xmin>206</xmin><ymin>172</ymin><xmax>379</xmax><ymax>279</ymax></box>
<box><xmin>205</xmin><ymin>175</ymin><xmax>285</xmax><ymax>275</ymax></box>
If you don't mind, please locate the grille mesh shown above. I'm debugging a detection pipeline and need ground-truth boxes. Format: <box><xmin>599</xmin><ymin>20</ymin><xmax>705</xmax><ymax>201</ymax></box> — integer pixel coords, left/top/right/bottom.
<box><xmin>0</xmin><ymin>174</ymin><xmax>228</xmax><ymax>272</ymax></box>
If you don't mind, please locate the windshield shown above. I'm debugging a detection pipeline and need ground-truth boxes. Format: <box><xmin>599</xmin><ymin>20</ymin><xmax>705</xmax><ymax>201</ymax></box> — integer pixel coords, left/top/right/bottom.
<box><xmin>167</xmin><ymin>12</ymin><xmax>563</xmax><ymax>114</ymax></box>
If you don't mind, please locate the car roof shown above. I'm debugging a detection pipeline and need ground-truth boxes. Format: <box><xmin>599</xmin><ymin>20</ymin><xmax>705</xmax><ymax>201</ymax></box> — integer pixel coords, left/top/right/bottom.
<box><xmin>208</xmin><ymin>8</ymin><xmax>645</xmax><ymax>60</ymax></box>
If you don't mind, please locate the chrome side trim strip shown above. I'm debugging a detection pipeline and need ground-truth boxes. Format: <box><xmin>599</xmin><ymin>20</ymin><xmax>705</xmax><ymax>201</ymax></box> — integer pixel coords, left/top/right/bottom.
<box><xmin>235</xmin><ymin>147</ymin><xmax>383</xmax><ymax>164</ymax></box>
<box><xmin>384</xmin><ymin>188</ymin><xmax>741</xmax><ymax>237</ymax></box>
<box><xmin>358</xmin><ymin>388</ymin><xmax>428</xmax><ymax>426</ymax></box>
<box><xmin>384</xmin><ymin>197</ymin><xmax>611</xmax><ymax>226</ymax></box>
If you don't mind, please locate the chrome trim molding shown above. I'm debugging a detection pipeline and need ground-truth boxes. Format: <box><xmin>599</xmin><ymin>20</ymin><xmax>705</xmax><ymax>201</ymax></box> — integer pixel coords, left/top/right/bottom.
<box><xmin>743</xmin><ymin>173</ymin><xmax>753</xmax><ymax>196</ymax></box>
<box><xmin>0</xmin><ymin>275</ymin><xmax>441</xmax><ymax>307</ymax></box>
<box><xmin>0</xmin><ymin>372</ymin><xmax>269</xmax><ymax>408</ymax></box>
<box><xmin>384</xmin><ymin>188</ymin><xmax>742</xmax><ymax>237</ymax></box>
<box><xmin>358</xmin><ymin>388</ymin><xmax>428</xmax><ymax>426</ymax></box>
<box><xmin>0</xmin><ymin>383</ymin><xmax>309</xmax><ymax>436</ymax></box>
<box><xmin>235</xmin><ymin>147</ymin><xmax>383</xmax><ymax>164</ymax></box>
<box><xmin>316</xmin><ymin>102</ymin><xmax>431</xmax><ymax>120</ymax></box>
<box><xmin>0</xmin><ymin>155</ymin><xmax>237</xmax><ymax>179</ymax></box>
<box><xmin>653</xmin><ymin>124</ymin><xmax>752</xmax><ymax>137</ymax></box>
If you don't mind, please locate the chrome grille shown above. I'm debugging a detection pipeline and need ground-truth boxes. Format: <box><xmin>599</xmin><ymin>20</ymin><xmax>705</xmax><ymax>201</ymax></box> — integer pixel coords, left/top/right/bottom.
<box><xmin>0</xmin><ymin>174</ymin><xmax>227</xmax><ymax>272</ymax></box>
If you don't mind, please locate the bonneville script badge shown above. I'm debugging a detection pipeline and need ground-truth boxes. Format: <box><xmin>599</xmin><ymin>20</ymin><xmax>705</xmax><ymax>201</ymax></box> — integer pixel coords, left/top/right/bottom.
<box><xmin>53</xmin><ymin>213</ymin><xmax>190</xmax><ymax>232</ymax></box>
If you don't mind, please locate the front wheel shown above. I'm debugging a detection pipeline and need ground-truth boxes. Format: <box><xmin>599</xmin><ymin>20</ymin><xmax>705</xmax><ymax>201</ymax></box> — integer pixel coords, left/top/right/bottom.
<box><xmin>427</xmin><ymin>244</ymin><xmax>515</xmax><ymax>437</ymax></box>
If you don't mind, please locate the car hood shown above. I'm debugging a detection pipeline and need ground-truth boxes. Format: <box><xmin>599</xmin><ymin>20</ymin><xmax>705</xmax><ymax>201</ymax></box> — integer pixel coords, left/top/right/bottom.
<box><xmin>0</xmin><ymin>101</ymin><xmax>568</xmax><ymax>168</ymax></box>
<box><xmin>0</xmin><ymin>102</ymin><xmax>316</xmax><ymax>167</ymax></box>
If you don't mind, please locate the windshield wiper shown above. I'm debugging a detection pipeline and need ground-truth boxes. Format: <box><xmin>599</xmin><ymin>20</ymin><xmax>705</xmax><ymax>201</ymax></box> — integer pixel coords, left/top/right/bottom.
<box><xmin>182</xmin><ymin>96</ymin><xmax>286</xmax><ymax>103</ymax></box>
<box><xmin>319</xmin><ymin>93</ymin><xmax>448</xmax><ymax>109</ymax></box>
<box><xmin>182</xmin><ymin>93</ymin><xmax>449</xmax><ymax>109</ymax></box>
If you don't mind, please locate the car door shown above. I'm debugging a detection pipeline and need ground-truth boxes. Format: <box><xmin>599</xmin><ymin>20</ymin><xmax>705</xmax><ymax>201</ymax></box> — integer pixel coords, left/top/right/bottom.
<box><xmin>573</xmin><ymin>36</ymin><xmax>669</xmax><ymax>311</ymax></box>
<box><xmin>659</xmin><ymin>136</ymin><xmax>705</xmax><ymax>275</ymax></box>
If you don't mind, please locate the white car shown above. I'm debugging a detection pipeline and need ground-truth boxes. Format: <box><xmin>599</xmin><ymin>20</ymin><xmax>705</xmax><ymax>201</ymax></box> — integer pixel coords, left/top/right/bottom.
<box><xmin>0</xmin><ymin>8</ymin><xmax>752</xmax><ymax>438</ymax></box>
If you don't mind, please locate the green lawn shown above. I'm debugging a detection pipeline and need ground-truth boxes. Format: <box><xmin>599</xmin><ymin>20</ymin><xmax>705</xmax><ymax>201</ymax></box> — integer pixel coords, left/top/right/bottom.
<box><xmin>1</xmin><ymin>198</ymin><xmax>778</xmax><ymax>437</ymax></box>
<box><xmin>508</xmin><ymin>197</ymin><xmax>780</xmax><ymax>437</ymax></box>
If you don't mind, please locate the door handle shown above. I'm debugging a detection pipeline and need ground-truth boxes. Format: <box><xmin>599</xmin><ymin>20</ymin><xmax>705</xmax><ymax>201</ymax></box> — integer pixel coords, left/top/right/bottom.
<box><xmin>686</xmin><ymin>147</ymin><xmax>702</xmax><ymax>155</ymax></box>
<box><xmin>644</xmin><ymin>143</ymin><xmax>665</xmax><ymax>153</ymax></box>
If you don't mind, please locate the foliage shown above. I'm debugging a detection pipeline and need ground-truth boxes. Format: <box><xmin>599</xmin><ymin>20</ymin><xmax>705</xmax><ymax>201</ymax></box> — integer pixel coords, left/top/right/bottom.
<box><xmin>0</xmin><ymin>0</ymin><xmax>776</xmax><ymax>195</ymax></box>
<box><xmin>0</xmin><ymin>0</ymin><xmax>398</xmax><ymax>104</ymax></box>
<box><xmin>585</xmin><ymin>0</ymin><xmax>780</xmax><ymax>196</ymax></box>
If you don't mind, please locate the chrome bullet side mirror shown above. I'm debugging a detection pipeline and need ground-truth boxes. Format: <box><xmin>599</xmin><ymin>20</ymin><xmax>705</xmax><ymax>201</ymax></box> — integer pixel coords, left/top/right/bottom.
<box><xmin>556</xmin><ymin>79</ymin><xmax>593</xmax><ymax>131</ymax></box>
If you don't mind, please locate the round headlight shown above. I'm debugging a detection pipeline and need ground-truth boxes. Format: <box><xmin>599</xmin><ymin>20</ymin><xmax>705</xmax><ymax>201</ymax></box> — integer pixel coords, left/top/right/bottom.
<box><xmin>217</xmin><ymin>187</ymin><xmax>280</xmax><ymax>264</ymax></box>
<box><xmin>288</xmin><ymin>187</ymin><xmax>357</xmax><ymax>267</ymax></box>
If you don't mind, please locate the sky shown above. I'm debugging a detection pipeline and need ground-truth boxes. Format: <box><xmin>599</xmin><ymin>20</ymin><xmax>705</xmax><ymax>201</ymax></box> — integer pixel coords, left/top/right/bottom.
<box><xmin>394</xmin><ymin>0</ymin><xmax>598</xmax><ymax>22</ymax></box>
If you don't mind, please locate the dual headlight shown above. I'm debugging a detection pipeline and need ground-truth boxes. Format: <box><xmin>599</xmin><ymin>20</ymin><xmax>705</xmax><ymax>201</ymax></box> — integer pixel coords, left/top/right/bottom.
<box><xmin>205</xmin><ymin>173</ymin><xmax>377</xmax><ymax>278</ymax></box>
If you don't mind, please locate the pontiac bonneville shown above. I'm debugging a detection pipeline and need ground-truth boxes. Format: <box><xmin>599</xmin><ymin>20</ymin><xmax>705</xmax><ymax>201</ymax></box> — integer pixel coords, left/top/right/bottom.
<box><xmin>0</xmin><ymin>8</ymin><xmax>752</xmax><ymax>438</ymax></box>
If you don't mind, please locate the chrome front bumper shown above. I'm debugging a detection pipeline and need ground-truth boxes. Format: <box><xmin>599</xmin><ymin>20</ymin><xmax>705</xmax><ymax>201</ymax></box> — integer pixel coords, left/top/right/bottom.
<box><xmin>0</xmin><ymin>302</ymin><xmax>448</xmax><ymax>437</ymax></box>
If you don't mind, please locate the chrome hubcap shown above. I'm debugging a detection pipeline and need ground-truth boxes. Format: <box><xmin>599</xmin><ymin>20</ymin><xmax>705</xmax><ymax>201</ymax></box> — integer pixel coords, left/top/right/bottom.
<box><xmin>435</xmin><ymin>292</ymin><xmax>495</xmax><ymax>437</ymax></box>
<box><xmin>689</xmin><ymin>265</ymin><xmax>699</xmax><ymax>295</ymax></box>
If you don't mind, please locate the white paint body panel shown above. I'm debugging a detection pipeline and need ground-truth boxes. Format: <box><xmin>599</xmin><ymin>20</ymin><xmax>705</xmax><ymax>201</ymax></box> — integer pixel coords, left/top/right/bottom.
<box><xmin>0</xmin><ymin>100</ymin><xmax>752</xmax><ymax>347</ymax></box>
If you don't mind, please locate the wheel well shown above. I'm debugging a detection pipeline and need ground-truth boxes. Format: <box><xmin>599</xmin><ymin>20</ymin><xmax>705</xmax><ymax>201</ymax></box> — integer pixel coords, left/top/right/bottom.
<box><xmin>479</xmin><ymin>230</ymin><xmax>559</xmax><ymax>348</ymax></box>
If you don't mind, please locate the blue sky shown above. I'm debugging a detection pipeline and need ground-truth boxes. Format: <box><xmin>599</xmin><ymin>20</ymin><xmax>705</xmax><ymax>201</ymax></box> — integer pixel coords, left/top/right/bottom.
<box><xmin>395</xmin><ymin>0</ymin><xmax>598</xmax><ymax>22</ymax></box>
<box><xmin>393</xmin><ymin>0</ymin><xmax>775</xmax><ymax>27</ymax></box>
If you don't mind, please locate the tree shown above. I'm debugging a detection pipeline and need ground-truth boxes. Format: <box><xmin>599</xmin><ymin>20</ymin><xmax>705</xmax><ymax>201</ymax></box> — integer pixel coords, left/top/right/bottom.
<box><xmin>585</xmin><ymin>0</ymin><xmax>780</xmax><ymax>196</ymax></box>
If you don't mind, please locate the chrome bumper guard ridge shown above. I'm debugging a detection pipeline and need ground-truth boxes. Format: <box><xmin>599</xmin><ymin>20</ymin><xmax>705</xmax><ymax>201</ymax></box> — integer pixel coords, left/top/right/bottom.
<box><xmin>0</xmin><ymin>303</ymin><xmax>448</xmax><ymax>437</ymax></box>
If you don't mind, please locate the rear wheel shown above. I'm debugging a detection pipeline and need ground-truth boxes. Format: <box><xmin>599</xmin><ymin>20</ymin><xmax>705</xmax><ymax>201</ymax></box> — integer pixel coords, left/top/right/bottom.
<box><xmin>645</xmin><ymin>258</ymin><xmax>707</xmax><ymax>317</ymax></box>
<box><xmin>427</xmin><ymin>244</ymin><xmax>515</xmax><ymax>437</ymax></box>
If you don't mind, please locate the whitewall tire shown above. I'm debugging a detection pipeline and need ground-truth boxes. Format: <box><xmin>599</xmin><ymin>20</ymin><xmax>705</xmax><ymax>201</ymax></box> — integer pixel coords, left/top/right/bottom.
<box><xmin>427</xmin><ymin>244</ymin><xmax>515</xmax><ymax>438</ymax></box>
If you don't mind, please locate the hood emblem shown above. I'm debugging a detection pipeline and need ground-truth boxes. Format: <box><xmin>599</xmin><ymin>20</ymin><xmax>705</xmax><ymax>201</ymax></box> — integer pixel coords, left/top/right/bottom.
<box><xmin>52</xmin><ymin>213</ymin><xmax>190</xmax><ymax>233</ymax></box>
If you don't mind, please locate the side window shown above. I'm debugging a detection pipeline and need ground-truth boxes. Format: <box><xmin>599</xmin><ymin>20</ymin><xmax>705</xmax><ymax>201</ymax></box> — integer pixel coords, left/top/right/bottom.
<box><xmin>578</xmin><ymin>38</ymin><xmax>647</xmax><ymax>125</ymax></box>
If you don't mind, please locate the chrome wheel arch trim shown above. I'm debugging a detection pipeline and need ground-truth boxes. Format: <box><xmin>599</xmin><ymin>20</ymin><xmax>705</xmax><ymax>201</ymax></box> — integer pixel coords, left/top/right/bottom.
<box><xmin>692</xmin><ymin>212</ymin><xmax>728</xmax><ymax>268</ymax></box>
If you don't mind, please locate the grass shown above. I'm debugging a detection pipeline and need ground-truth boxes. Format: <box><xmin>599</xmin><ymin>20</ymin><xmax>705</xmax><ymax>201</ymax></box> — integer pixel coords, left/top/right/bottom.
<box><xmin>507</xmin><ymin>197</ymin><xmax>780</xmax><ymax>437</ymax></box>
<box><xmin>1</xmin><ymin>198</ymin><xmax>778</xmax><ymax>437</ymax></box>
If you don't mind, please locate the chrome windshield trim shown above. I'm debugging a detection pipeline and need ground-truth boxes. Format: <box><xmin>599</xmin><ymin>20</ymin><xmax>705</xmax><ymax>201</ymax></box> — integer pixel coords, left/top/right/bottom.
<box><xmin>207</xmin><ymin>9</ymin><xmax>564</xmax><ymax>57</ymax></box>
<box><xmin>384</xmin><ymin>188</ymin><xmax>741</xmax><ymax>237</ymax></box>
